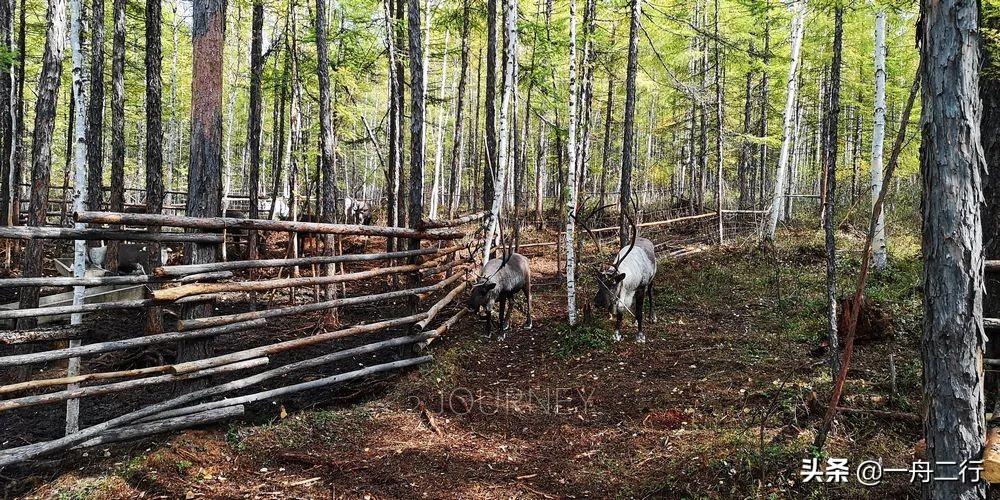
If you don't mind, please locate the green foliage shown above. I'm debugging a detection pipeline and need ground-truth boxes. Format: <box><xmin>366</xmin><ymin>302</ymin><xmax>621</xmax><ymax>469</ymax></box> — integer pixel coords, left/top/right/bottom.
<box><xmin>552</xmin><ymin>318</ymin><xmax>615</xmax><ymax>358</ymax></box>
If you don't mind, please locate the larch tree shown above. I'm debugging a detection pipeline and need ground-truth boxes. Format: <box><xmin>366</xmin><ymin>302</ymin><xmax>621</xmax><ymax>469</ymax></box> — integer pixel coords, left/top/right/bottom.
<box><xmin>822</xmin><ymin>5</ymin><xmax>843</xmax><ymax>380</ymax></box>
<box><xmin>765</xmin><ymin>0</ymin><xmax>805</xmax><ymax>241</ymax></box>
<box><xmin>315</xmin><ymin>0</ymin><xmax>338</xmax><ymax>302</ymax></box>
<box><xmin>145</xmin><ymin>0</ymin><xmax>164</xmax><ymax>335</ymax></box>
<box><xmin>483</xmin><ymin>0</ymin><xmax>497</xmax><ymax>208</ymax></box>
<box><xmin>248</xmin><ymin>0</ymin><xmax>263</xmax><ymax>258</ymax></box>
<box><xmin>920</xmin><ymin>0</ymin><xmax>986</xmax><ymax>498</ymax></box>
<box><xmin>482</xmin><ymin>0</ymin><xmax>516</xmax><ymax>262</ymax></box>
<box><xmin>0</xmin><ymin>0</ymin><xmax>11</xmax><ymax>227</ymax></box>
<box><xmin>407</xmin><ymin>0</ymin><xmax>424</xmax><ymax>251</ymax></box>
<box><xmin>619</xmin><ymin>0</ymin><xmax>639</xmax><ymax>247</ymax></box>
<box><xmin>85</xmin><ymin>0</ymin><xmax>104</xmax><ymax>213</ymax></box>
<box><xmin>106</xmin><ymin>0</ymin><xmax>125</xmax><ymax>271</ymax></box>
<box><xmin>870</xmin><ymin>8</ymin><xmax>888</xmax><ymax>272</ymax></box>
<box><xmin>181</xmin><ymin>0</ymin><xmax>225</xmax><ymax>369</ymax></box>
<box><xmin>446</xmin><ymin>0</ymin><xmax>470</xmax><ymax>219</ymax></box>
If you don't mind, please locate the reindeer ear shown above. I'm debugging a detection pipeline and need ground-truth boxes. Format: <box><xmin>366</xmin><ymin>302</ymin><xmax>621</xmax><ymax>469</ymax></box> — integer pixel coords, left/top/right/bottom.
<box><xmin>484</xmin><ymin>283</ymin><xmax>497</xmax><ymax>290</ymax></box>
<box><xmin>614</xmin><ymin>273</ymin><xmax>626</xmax><ymax>283</ymax></box>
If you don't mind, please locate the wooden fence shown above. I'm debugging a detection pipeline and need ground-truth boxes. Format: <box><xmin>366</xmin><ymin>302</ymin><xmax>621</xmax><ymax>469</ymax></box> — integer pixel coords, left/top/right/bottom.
<box><xmin>0</xmin><ymin>210</ymin><xmax>486</xmax><ymax>467</ymax></box>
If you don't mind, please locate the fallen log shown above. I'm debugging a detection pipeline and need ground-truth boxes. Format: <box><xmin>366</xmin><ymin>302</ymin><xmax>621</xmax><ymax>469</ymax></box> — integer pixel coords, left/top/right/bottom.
<box><xmin>0</xmin><ymin>226</ymin><xmax>224</xmax><ymax>243</ymax></box>
<box><xmin>151</xmin><ymin>261</ymin><xmax>440</xmax><ymax>302</ymax></box>
<box><xmin>170</xmin><ymin>313</ymin><xmax>427</xmax><ymax>374</ymax></box>
<box><xmin>0</xmin><ymin>333</ymin><xmax>430</xmax><ymax>466</ymax></box>
<box><xmin>75</xmin><ymin>211</ymin><xmax>464</xmax><ymax>240</ymax></box>
<box><xmin>146</xmin><ymin>356</ymin><xmax>431</xmax><ymax>422</ymax></box>
<box><xmin>0</xmin><ymin>325</ymin><xmax>87</xmax><ymax>344</ymax></box>
<box><xmin>0</xmin><ymin>271</ymin><xmax>233</xmax><ymax>288</ymax></box>
<box><xmin>0</xmin><ymin>357</ymin><xmax>268</xmax><ymax>411</ymax></box>
<box><xmin>177</xmin><ymin>271</ymin><xmax>464</xmax><ymax>331</ymax></box>
<box><xmin>74</xmin><ymin>405</ymin><xmax>245</xmax><ymax>449</ymax></box>
<box><xmin>0</xmin><ymin>319</ymin><xmax>266</xmax><ymax>367</ymax></box>
<box><xmin>415</xmin><ymin>281</ymin><xmax>469</xmax><ymax>330</ymax></box>
<box><xmin>152</xmin><ymin>246</ymin><xmax>440</xmax><ymax>277</ymax></box>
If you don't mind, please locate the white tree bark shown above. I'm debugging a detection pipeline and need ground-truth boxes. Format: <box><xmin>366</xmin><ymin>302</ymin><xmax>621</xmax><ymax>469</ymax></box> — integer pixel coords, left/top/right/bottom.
<box><xmin>870</xmin><ymin>9</ymin><xmax>888</xmax><ymax>271</ymax></box>
<box><xmin>67</xmin><ymin>0</ymin><xmax>90</xmax><ymax>435</ymax></box>
<box><xmin>429</xmin><ymin>30</ymin><xmax>450</xmax><ymax>219</ymax></box>
<box><xmin>482</xmin><ymin>0</ymin><xmax>516</xmax><ymax>262</ymax></box>
<box><xmin>565</xmin><ymin>0</ymin><xmax>579</xmax><ymax>325</ymax></box>
<box><xmin>766</xmin><ymin>0</ymin><xmax>806</xmax><ymax>240</ymax></box>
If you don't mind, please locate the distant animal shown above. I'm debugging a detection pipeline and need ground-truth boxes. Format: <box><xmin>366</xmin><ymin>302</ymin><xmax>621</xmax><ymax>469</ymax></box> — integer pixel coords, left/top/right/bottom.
<box><xmin>344</xmin><ymin>197</ymin><xmax>374</xmax><ymax>225</ymax></box>
<box><xmin>86</xmin><ymin>242</ymin><xmax>171</xmax><ymax>275</ymax></box>
<box><xmin>593</xmin><ymin>237</ymin><xmax>657</xmax><ymax>343</ymax></box>
<box><xmin>467</xmin><ymin>252</ymin><xmax>533</xmax><ymax>340</ymax></box>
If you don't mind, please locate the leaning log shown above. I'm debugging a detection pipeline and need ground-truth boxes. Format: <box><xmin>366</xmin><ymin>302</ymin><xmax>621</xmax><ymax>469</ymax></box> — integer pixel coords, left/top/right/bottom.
<box><xmin>0</xmin><ymin>299</ymin><xmax>156</xmax><ymax>320</ymax></box>
<box><xmin>0</xmin><ymin>333</ymin><xmax>431</xmax><ymax>466</ymax></box>
<box><xmin>146</xmin><ymin>356</ymin><xmax>431</xmax><ymax>422</ymax></box>
<box><xmin>169</xmin><ymin>313</ymin><xmax>427</xmax><ymax>374</ymax></box>
<box><xmin>0</xmin><ymin>271</ymin><xmax>233</xmax><ymax>288</ymax></box>
<box><xmin>419</xmin><ymin>211</ymin><xmax>488</xmax><ymax>229</ymax></box>
<box><xmin>153</xmin><ymin>246</ymin><xmax>441</xmax><ymax>277</ymax></box>
<box><xmin>74</xmin><ymin>406</ymin><xmax>245</xmax><ymax>449</ymax></box>
<box><xmin>420</xmin><ymin>308</ymin><xmax>468</xmax><ymax>349</ymax></box>
<box><xmin>178</xmin><ymin>271</ymin><xmax>465</xmax><ymax>331</ymax></box>
<box><xmin>0</xmin><ymin>364</ymin><xmax>172</xmax><ymax>395</ymax></box>
<box><xmin>0</xmin><ymin>225</ymin><xmax>224</xmax><ymax>243</ymax></box>
<box><xmin>0</xmin><ymin>357</ymin><xmax>268</xmax><ymax>411</ymax></box>
<box><xmin>151</xmin><ymin>261</ymin><xmax>439</xmax><ymax>302</ymax></box>
<box><xmin>75</xmin><ymin>211</ymin><xmax>465</xmax><ymax>240</ymax></box>
<box><xmin>415</xmin><ymin>281</ymin><xmax>469</xmax><ymax>330</ymax></box>
<box><xmin>0</xmin><ymin>319</ymin><xmax>266</xmax><ymax>367</ymax></box>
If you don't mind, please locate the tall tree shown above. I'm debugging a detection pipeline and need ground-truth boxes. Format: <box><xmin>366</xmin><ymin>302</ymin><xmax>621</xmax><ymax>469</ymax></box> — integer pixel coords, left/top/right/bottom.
<box><xmin>712</xmin><ymin>0</ymin><xmax>723</xmax><ymax>243</ymax></box>
<box><xmin>8</xmin><ymin>0</ymin><xmax>26</xmax><ymax>227</ymax></box>
<box><xmin>85</xmin><ymin>0</ymin><xmax>105</xmax><ymax>212</ymax></box>
<box><xmin>921</xmin><ymin>0</ymin><xmax>986</xmax><ymax>498</ymax></box>
<box><xmin>483</xmin><ymin>0</ymin><xmax>497</xmax><ymax>208</ymax></box>
<box><xmin>619</xmin><ymin>0</ymin><xmax>640</xmax><ymax>247</ymax></box>
<box><xmin>870</xmin><ymin>9</ymin><xmax>888</xmax><ymax>272</ymax></box>
<box><xmin>145</xmin><ymin>0</ymin><xmax>164</xmax><ymax>335</ymax></box>
<box><xmin>482</xmin><ymin>0</ymin><xmax>516</xmax><ymax>261</ymax></box>
<box><xmin>822</xmin><ymin>5</ymin><xmax>843</xmax><ymax>380</ymax></box>
<box><xmin>0</xmin><ymin>0</ymin><xmax>12</xmax><ymax>227</ymax></box>
<box><xmin>383</xmin><ymin>0</ymin><xmax>400</xmax><ymax>247</ymax></box>
<box><xmin>180</xmin><ymin>0</ymin><xmax>225</xmax><ymax>368</ymax></box>
<box><xmin>315</xmin><ymin>0</ymin><xmax>338</xmax><ymax>304</ymax></box>
<box><xmin>247</xmin><ymin>0</ymin><xmax>263</xmax><ymax>258</ymax></box>
<box><xmin>446</xmin><ymin>0</ymin><xmax>470</xmax><ymax>218</ymax></box>
<box><xmin>18</xmin><ymin>0</ymin><xmax>68</xmax><ymax>328</ymax></box>
<box><xmin>407</xmin><ymin>0</ymin><xmax>424</xmax><ymax>251</ymax></box>
<box><xmin>565</xmin><ymin>0</ymin><xmax>579</xmax><ymax>325</ymax></box>
<box><xmin>765</xmin><ymin>0</ymin><xmax>805</xmax><ymax>240</ymax></box>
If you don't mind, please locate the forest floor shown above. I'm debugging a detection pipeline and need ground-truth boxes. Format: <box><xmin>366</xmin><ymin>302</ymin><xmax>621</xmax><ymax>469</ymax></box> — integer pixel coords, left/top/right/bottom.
<box><xmin>9</xmin><ymin>224</ymin><xmax>932</xmax><ymax>499</ymax></box>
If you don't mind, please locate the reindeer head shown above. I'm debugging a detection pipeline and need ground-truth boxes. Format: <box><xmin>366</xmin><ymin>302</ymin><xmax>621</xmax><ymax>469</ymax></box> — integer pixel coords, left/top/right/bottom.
<box><xmin>467</xmin><ymin>279</ymin><xmax>498</xmax><ymax>312</ymax></box>
<box><xmin>593</xmin><ymin>268</ymin><xmax>626</xmax><ymax>312</ymax></box>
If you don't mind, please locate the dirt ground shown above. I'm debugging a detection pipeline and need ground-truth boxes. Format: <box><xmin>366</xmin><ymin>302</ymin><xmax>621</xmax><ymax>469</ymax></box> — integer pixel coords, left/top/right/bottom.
<box><xmin>4</xmin><ymin>226</ymin><xmax>933</xmax><ymax>499</ymax></box>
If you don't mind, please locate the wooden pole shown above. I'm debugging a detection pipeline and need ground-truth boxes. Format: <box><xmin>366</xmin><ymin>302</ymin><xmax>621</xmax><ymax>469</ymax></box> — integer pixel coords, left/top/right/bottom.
<box><xmin>419</xmin><ymin>210</ymin><xmax>487</xmax><ymax>229</ymax></box>
<box><xmin>0</xmin><ymin>225</ymin><xmax>225</xmax><ymax>243</ymax></box>
<box><xmin>74</xmin><ymin>405</ymin><xmax>245</xmax><ymax>449</ymax></box>
<box><xmin>0</xmin><ymin>271</ymin><xmax>233</xmax><ymax>287</ymax></box>
<box><xmin>152</xmin><ymin>246</ymin><xmax>441</xmax><ymax>277</ymax></box>
<box><xmin>415</xmin><ymin>281</ymin><xmax>468</xmax><ymax>329</ymax></box>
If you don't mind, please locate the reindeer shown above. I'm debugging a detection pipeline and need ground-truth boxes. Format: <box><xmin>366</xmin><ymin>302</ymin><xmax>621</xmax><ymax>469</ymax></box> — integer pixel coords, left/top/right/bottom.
<box><xmin>467</xmin><ymin>226</ymin><xmax>533</xmax><ymax>340</ymax></box>
<box><xmin>580</xmin><ymin>198</ymin><xmax>657</xmax><ymax>343</ymax></box>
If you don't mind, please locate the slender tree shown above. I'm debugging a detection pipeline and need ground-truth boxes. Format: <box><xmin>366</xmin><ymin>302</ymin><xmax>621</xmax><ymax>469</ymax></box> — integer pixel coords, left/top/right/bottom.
<box><xmin>248</xmin><ymin>0</ymin><xmax>263</xmax><ymax>258</ymax></box>
<box><xmin>870</xmin><ymin>9</ymin><xmax>888</xmax><ymax>271</ymax></box>
<box><xmin>145</xmin><ymin>0</ymin><xmax>164</xmax><ymax>335</ymax></box>
<box><xmin>619</xmin><ymin>0</ymin><xmax>640</xmax><ymax>247</ymax></box>
<box><xmin>482</xmin><ymin>0</ymin><xmax>516</xmax><ymax>261</ymax></box>
<box><xmin>0</xmin><ymin>0</ymin><xmax>11</xmax><ymax>227</ymax></box>
<box><xmin>483</xmin><ymin>0</ymin><xmax>497</xmax><ymax>208</ymax></box>
<box><xmin>446</xmin><ymin>0</ymin><xmax>470</xmax><ymax>218</ymax></box>
<box><xmin>822</xmin><ymin>5</ymin><xmax>843</xmax><ymax>379</ymax></box>
<box><xmin>407</xmin><ymin>0</ymin><xmax>424</xmax><ymax>252</ymax></box>
<box><xmin>106</xmin><ymin>0</ymin><xmax>125</xmax><ymax>271</ymax></box>
<box><xmin>85</xmin><ymin>0</ymin><xmax>105</xmax><ymax>212</ymax></box>
<box><xmin>565</xmin><ymin>0</ymin><xmax>579</xmax><ymax>325</ymax></box>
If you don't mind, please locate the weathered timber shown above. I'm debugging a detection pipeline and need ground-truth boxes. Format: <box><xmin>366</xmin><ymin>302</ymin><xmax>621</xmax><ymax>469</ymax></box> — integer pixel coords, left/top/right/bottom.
<box><xmin>419</xmin><ymin>211</ymin><xmax>487</xmax><ymax>229</ymax></box>
<box><xmin>0</xmin><ymin>225</ymin><xmax>224</xmax><ymax>243</ymax></box>
<box><xmin>170</xmin><ymin>313</ymin><xmax>427</xmax><ymax>374</ymax></box>
<box><xmin>984</xmin><ymin>426</ymin><xmax>1000</xmax><ymax>483</ymax></box>
<box><xmin>0</xmin><ymin>298</ymin><xmax>156</xmax><ymax>320</ymax></box>
<box><xmin>0</xmin><ymin>333</ymin><xmax>429</xmax><ymax>465</ymax></box>
<box><xmin>153</xmin><ymin>247</ymin><xmax>440</xmax><ymax>277</ymax></box>
<box><xmin>0</xmin><ymin>319</ymin><xmax>265</xmax><ymax>366</ymax></box>
<box><xmin>74</xmin><ymin>405</ymin><xmax>245</xmax><ymax>449</ymax></box>
<box><xmin>75</xmin><ymin>211</ymin><xmax>465</xmax><ymax>240</ymax></box>
<box><xmin>146</xmin><ymin>356</ymin><xmax>431</xmax><ymax>422</ymax></box>
<box><xmin>0</xmin><ymin>271</ymin><xmax>232</xmax><ymax>288</ymax></box>
<box><xmin>415</xmin><ymin>281</ymin><xmax>468</xmax><ymax>329</ymax></box>
<box><xmin>0</xmin><ymin>357</ymin><xmax>268</xmax><ymax>411</ymax></box>
<box><xmin>0</xmin><ymin>325</ymin><xmax>87</xmax><ymax>344</ymax></box>
<box><xmin>420</xmin><ymin>308</ymin><xmax>467</xmax><ymax>349</ymax></box>
<box><xmin>178</xmin><ymin>271</ymin><xmax>465</xmax><ymax>330</ymax></box>
<box><xmin>151</xmin><ymin>261</ymin><xmax>439</xmax><ymax>302</ymax></box>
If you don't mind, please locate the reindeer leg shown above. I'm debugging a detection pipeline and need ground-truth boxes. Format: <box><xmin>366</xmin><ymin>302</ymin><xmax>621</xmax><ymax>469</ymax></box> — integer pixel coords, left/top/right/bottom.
<box><xmin>523</xmin><ymin>281</ymin><xmax>533</xmax><ymax>330</ymax></box>
<box><xmin>484</xmin><ymin>304</ymin><xmax>494</xmax><ymax>339</ymax></box>
<box><xmin>498</xmin><ymin>296</ymin><xmax>508</xmax><ymax>341</ymax></box>
<box><xmin>635</xmin><ymin>285</ymin><xmax>647</xmax><ymax>343</ymax></box>
<box><xmin>648</xmin><ymin>282</ymin><xmax>658</xmax><ymax>323</ymax></box>
<box><xmin>613</xmin><ymin>311</ymin><xmax>623</xmax><ymax>342</ymax></box>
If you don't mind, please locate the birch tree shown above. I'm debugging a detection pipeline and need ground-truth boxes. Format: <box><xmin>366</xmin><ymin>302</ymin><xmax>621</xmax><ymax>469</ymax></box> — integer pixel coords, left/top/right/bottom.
<box><xmin>765</xmin><ymin>0</ymin><xmax>806</xmax><ymax>241</ymax></box>
<box><xmin>482</xmin><ymin>0</ymin><xmax>516</xmax><ymax>262</ymax></box>
<box><xmin>565</xmin><ymin>0</ymin><xmax>578</xmax><ymax>325</ymax></box>
<box><xmin>870</xmin><ymin>9</ymin><xmax>888</xmax><ymax>271</ymax></box>
<box><xmin>429</xmin><ymin>30</ymin><xmax>449</xmax><ymax>219</ymax></box>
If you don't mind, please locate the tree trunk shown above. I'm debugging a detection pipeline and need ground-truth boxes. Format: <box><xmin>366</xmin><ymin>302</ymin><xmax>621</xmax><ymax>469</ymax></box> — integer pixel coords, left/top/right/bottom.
<box><xmin>18</xmin><ymin>0</ymin><xmax>67</xmax><ymax>331</ymax></box>
<box><xmin>85</xmin><ymin>0</ymin><xmax>105</xmax><ymax>212</ymax></box>
<box><xmin>428</xmin><ymin>30</ymin><xmax>450</xmax><ymax>219</ymax></box>
<box><xmin>599</xmin><ymin>78</ymin><xmax>612</xmax><ymax>210</ymax></box>
<box><xmin>822</xmin><ymin>6</ymin><xmax>843</xmax><ymax>380</ymax></box>
<box><xmin>180</xmin><ymin>0</ymin><xmax>225</xmax><ymax>371</ymax></box>
<box><xmin>765</xmin><ymin>0</ymin><xmax>805</xmax><ymax>240</ymax></box>
<box><xmin>248</xmin><ymin>0</ymin><xmax>263</xmax><ymax>258</ymax></box>
<box><xmin>756</xmin><ymin>18</ymin><xmax>769</xmax><ymax>210</ymax></box>
<box><xmin>483</xmin><ymin>0</ymin><xmax>497</xmax><ymax>208</ymax></box>
<box><xmin>738</xmin><ymin>57</ymin><xmax>753</xmax><ymax>210</ymax></box>
<box><xmin>447</xmin><ymin>0</ymin><xmax>470</xmax><ymax>219</ymax></box>
<box><xmin>268</xmin><ymin>51</ymin><xmax>288</xmax><ymax>221</ymax></box>
<box><xmin>565</xmin><ymin>0</ymin><xmax>578</xmax><ymax>325</ymax></box>
<box><xmin>482</xmin><ymin>0</ymin><xmax>516</xmax><ymax>262</ymax></box>
<box><xmin>407</xmin><ymin>0</ymin><xmax>424</xmax><ymax>253</ymax></box>
<box><xmin>384</xmin><ymin>0</ymin><xmax>400</xmax><ymax>247</ymax></box>
<box><xmin>315</xmin><ymin>0</ymin><xmax>338</xmax><ymax>304</ymax></box>
<box><xmin>106</xmin><ymin>0</ymin><xmax>125</xmax><ymax>271</ymax></box>
<box><xmin>712</xmin><ymin>0</ymin><xmax>723</xmax><ymax>243</ymax></box>
<box><xmin>0</xmin><ymin>0</ymin><xmax>11</xmax><ymax>227</ymax></box>
<box><xmin>921</xmin><ymin>0</ymin><xmax>986</xmax><ymax>498</ymax></box>
<box><xmin>870</xmin><ymin>9</ymin><xmax>888</xmax><ymax>272</ymax></box>
<box><xmin>145</xmin><ymin>0</ymin><xmax>164</xmax><ymax>335</ymax></box>
<box><xmin>618</xmin><ymin>0</ymin><xmax>639</xmax><ymax>247</ymax></box>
